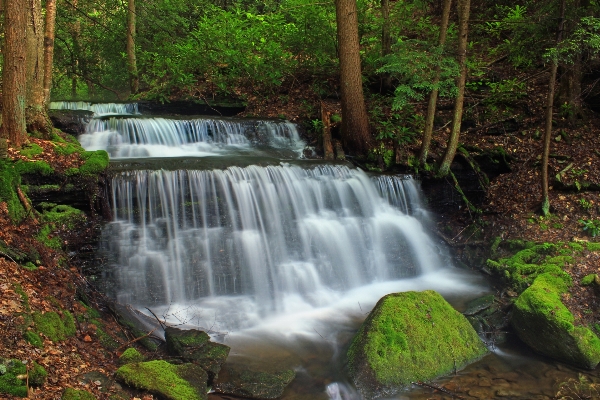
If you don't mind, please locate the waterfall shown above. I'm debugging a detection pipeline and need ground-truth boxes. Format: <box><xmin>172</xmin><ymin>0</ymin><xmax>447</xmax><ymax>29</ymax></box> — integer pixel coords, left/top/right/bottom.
<box><xmin>80</xmin><ymin>117</ymin><xmax>305</xmax><ymax>158</ymax></box>
<box><xmin>49</xmin><ymin>101</ymin><xmax>140</xmax><ymax>116</ymax></box>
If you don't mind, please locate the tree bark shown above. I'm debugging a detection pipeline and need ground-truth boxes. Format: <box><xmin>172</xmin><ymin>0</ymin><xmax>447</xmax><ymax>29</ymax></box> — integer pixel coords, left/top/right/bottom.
<box><xmin>26</xmin><ymin>0</ymin><xmax>51</xmax><ymax>134</ymax></box>
<box><xmin>127</xmin><ymin>0</ymin><xmax>139</xmax><ymax>94</ymax></box>
<box><xmin>541</xmin><ymin>0</ymin><xmax>567</xmax><ymax>216</ymax></box>
<box><xmin>380</xmin><ymin>0</ymin><xmax>392</xmax><ymax>92</ymax></box>
<box><xmin>335</xmin><ymin>0</ymin><xmax>373</xmax><ymax>155</ymax></box>
<box><xmin>43</xmin><ymin>0</ymin><xmax>57</xmax><ymax>105</ymax></box>
<box><xmin>321</xmin><ymin>102</ymin><xmax>334</xmax><ymax>160</ymax></box>
<box><xmin>437</xmin><ymin>0</ymin><xmax>470</xmax><ymax>177</ymax></box>
<box><xmin>419</xmin><ymin>0</ymin><xmax>452</xmax><ymax>166</ymax></box>
<box><xmin>2</xmin><ymin>0</ymin><xmax>28</xmax><ymax>147</ymax></box>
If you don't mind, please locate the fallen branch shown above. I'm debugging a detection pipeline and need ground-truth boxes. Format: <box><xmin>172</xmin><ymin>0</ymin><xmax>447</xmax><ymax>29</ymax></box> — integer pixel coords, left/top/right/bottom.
<box><xmin>115</xmin><ymin>327</ymin><xmax>158</xmax><ymax>352</ymax></box>
<box><xmin>146</xmin><ymin>307</ymin><xmax>168</xmax><ymax>330</ymax></box>
<box><xmin>16</xmin><ymin>187</ymin><xmax>38</xmax><ymax>224</ymax></box>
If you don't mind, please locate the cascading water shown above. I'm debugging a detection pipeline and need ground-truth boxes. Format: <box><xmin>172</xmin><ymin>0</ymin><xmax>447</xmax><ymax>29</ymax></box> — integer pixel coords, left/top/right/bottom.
<box><xmin>49</xmin><ymin>101</ymin><xmax>140</xmax><ymax>116</ymax></box>
<box><xmin>78</xmin><ymin>104</ymin><xmax>488</xmax><ymax>399</ymax></box>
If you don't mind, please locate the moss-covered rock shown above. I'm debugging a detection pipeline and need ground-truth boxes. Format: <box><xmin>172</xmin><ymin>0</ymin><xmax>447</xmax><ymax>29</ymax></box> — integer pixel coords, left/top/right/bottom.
<box><xmin>33</xmin><ymin>310</ymin><xmax>76</xmax><ymax>342</ymax></box>
<box><xmin>213</xmin><ymin>366</ymin><xmax>295</xmax><ymax>399</ymax></box>
<box><xmin>0</xmin><ymin>160</ymin><xmax>26</xmax><ymax>222</ymax></box>
<box><xmin>118</xmin><ymin>348</ymin><xmax>145</xmax><ymax>365</ymax></box>
<box><xmin>116</xmin><ymin>360</ymin><xmax>207</xmax><ymax>400</ymax></box>
<box><xmin>29</xmin><ymin>362</ymin><xmax>47</xmax><ymax>387</ymax></box>
<box><xmin>581</xmin><ymin>274</ymin><xmax>599</xmax><ymax>286</ymax></box>
<box><xmin>511</xmin><ymin>273</ymin><xmax>600</xmax><ymax>369</ymax></box>
<box><xmin>347</xmin><ymin>291</ymin><xmax>488</xmax><ymax>399</ymax></box>
<box><xmin>165</xmin><ymin>327</ymin><xmax>230</xmax><ymax>382</ymax></box>
<box><xmin>61</xmin><ymin>388</ymin><xmax>96</xmax><ymax>400</ymax></box>
<box><xmin>0</xmin><ymin>359</ymin><xmax>28</xmax><ymax>397</ymax></box>
<box><xmin>23</xmin><ymin>331</ymin><xmax>43</xmax><ymax>348</ymax></box>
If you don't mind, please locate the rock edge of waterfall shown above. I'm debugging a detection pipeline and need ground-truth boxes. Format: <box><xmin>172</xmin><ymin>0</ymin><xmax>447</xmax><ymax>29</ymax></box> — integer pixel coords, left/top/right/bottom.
<box><xmin>347</xmin><ymin>290</ymin><xmax>489</xmax><ymax>399</ymax></box>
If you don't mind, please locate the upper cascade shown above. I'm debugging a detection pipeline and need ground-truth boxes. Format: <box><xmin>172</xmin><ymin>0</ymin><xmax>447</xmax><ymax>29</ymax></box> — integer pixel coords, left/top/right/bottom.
<box><xmin>49</xmin><ymin>101</ymin><xmax>140</xmax><ymax>116</ymax></box>
<box><xmin>79</xmin><ymin>116</ymin><xmax>305</xmax><ymax>159</ymax></box>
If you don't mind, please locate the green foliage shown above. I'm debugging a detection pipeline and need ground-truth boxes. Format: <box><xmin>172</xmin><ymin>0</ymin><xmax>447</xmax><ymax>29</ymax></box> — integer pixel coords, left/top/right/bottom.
<box><xmin>556</xmin><ymin>374</ymin><xmax>600</xmax><ymax>400</ymax></box>
<box><xmin>545</xmin><ymin>17</ymin><xmax>600</xmax><ymax>64</ymax></box>
<box><xmin>580</xmin><ymin>198</ymin><xmax>593</xmax><ymax>211</ymax></box>
<box><xmin>36</xmin><ymin>224</ymin><xmax>63</xmax><ymax>250</ymax></box>
<box><xmin>579</xmin><ymin>219</ymin><xmax>600</xmax><ymax>238</ymax></box>
<box><xmin>0</xmin><ymin>359</ymin><xmax>28</xmax><ymax>397</ymax></box>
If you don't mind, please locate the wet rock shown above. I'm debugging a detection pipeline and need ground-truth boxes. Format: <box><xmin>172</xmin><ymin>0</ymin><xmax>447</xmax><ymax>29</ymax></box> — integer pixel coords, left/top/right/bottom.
<box><xmin>49</xmin><ymin>110</ymin><xmax>93</xmax><ymax>136</ymax></box>
<box><xmin>511</xmin><ymin>274</ymin><xmax>600</xmax><ymax>369</ymax></box>
<box><xmin>213</xmin><ymin>366</ymin><xmax>295</xmax><ymax>399</ymax></box>
<box><xmin>77</xmin><ymin>371</ymin><xmax>121</xmax><ymax>393</ymax></box>
<box><xmin>464</xmin><ymin>295</ymin><xmax>495</xmax><ymax>316</ymax></box>
<box><xmin>468</xmin><ymin>387</ymin><xmax>493</xmax><ymax>398</ymax></box>
<box><xmin>496</xmin><ymin>389</ymin><xmax>523</xmax><ymax>397</ymax></box>
<box><xmin>165</xmin><ymin>326</ymin><xmax>230</xmax><ymax>382</ymax></box>
<box><xmin>116</xmin><ymin>360</ymin><xmax>207</xmax><ymax>400</ymax></box>
<box><xmin>347</xmin><ymin>290</ymin><xmax>488</xmax><ymax>399</ymax></box>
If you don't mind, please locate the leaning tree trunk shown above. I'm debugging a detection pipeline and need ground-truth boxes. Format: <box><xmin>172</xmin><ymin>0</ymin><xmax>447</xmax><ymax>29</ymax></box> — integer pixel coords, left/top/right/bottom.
<box><xmin>419</xmin><ymin>0</ymin><xmax>452</xmax><ymax>166</ymax></box>
<box><xmin>25</xmin><ymin>0</ymin><xmax>51</xmax><ymax>135</ymax></box>
<box><xmin>541</xmin><ymin>0</ymin><xmax>567</xmax><ymax>216</ymax></box>
<box><xmin>127</xmin><ymin>0</ymin><xmax>138</xmax><ymax>95</ymax></box>
<box><xmin>335</xmin><ymin>0</ymin><xmax>373</xmax><ymax>155</ymax></box>
<box><xmin>380</xmin><ymin>0</ymin><xmax>392</xmax><ymax>92</ymax></box>
<box><xmin>437</xmin><ymin>0</ymin><xmax>470</xmax><ymax>177</ymax></box>
<box><xmin>2</xmin><ymin>0</ymin><xmax>28</xmax><ymax>147</ymax></box>
<box><xmin>43</xmin><ymin>0</ymin><xmax>57</xmax><ymax>105</ymax></box>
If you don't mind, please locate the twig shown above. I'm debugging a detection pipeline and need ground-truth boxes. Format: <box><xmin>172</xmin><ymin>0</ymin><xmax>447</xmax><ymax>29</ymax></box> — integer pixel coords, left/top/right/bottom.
<box><xmin>16</xmin><ymin>187</ymin><xmax>39</xmax><ymax>224</ymax></box>
<box><xmin>412</xmin><ymin>381</ymin><xmax>465</xmax><ymax>399</ymax></box>
<box><xmin>145</xmin><ymin>307</ymin><xmax>167</xmax><ymax>330</ymax></box>
<box><xmin>115</xmin><ymin>327</ymin><xmax>157</xmax><ymax>352</ymax></box>
<box><xmin>0</xmin><ymin>251</ymin><xmax>17</xmax><ymax>264</ymax></box>
<box><xmin>198</xmin><ymin>94</ymin><xmax>223</xmax><ymax>116</ymax></box>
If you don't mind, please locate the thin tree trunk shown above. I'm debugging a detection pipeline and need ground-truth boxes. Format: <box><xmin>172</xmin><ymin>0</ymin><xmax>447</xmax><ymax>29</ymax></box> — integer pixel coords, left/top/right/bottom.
<box><xmin>419</xmin><ymin>0</ymin><xmax>452</xmax><ymax>165</ymax></box>
<box><xmin>381</xmin><ymin>0</ymin><xmax>392</xmax><ymax>92</ymax></box>
<box><xmin>70</xmin><ymin>0</ymin><xmax>80</xmax><ymax>98</ymax></box>
<box><xmin>127</xmin><ymin>0</ymin><xmax>138</xmax><ymax>94</ymax></box>
<box><xmin>541</xmin><ymin>0</ymin><xmax>567</xmax><ymax>216</ymax></box>
<box><xmin>26</xmin><ymin>0</ymin><xmax>50</xmax><ymax>134</ymax></box>
<box><xmin>437</xmin><ymin>0</ymin><xmax>470</xmax><ymax>177</ymax></box>
<box><xmin>321</xmin><ymin>102</ymin><xmax>334</xmax><ymax>160</ymax></box>
<box><xmin>2</xmin><ymin>0</ymin><xmax>28</xmax><ymax>147</ymax></box>
<box><xmin>43</xmin><ymin>0</ymin><xmax>57</xmax><ymax>105</ymax></box>
<box><xmin>335</xmin><ymin>0</ymin><xmax>373</xmax><ymax>154</ymax></box>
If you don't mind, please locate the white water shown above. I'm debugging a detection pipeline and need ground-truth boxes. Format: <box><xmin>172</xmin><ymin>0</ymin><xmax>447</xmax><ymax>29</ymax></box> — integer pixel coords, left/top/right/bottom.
<box><xmin>49</xmin><ymin>101</ymin><xmax>140</xmax><ymax>116</ymax></box>
<box><xmin>79</xmin><ymin>116</ymin><xmax>304</xmax><ymax>158</ymax></box>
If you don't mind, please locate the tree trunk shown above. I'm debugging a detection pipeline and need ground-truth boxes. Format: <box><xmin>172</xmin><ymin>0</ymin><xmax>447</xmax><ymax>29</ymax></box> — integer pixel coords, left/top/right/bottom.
<box><xmin>26</xmin><ymin>0</ymin><xmax>51</xmax><ymax>135</ymax></box>
<box><xmin>43</xmin><ymin>0</ymin><xmax>57</xmax><ymax>105</ymax></box>
<box><xmin>127</xmin><ymin>0</ymin><xmax>139</xmax><ymax>94</ymax></box>
<box><xmin>2</xmin><ymin>0</ymin><xmax>28</xmax><ymax>147</ymax></box>
<box><xmin>541</xmin><ymin>0</ymin><xmax>567</xmax><ymax>216</ymax></box>
<box><xmin>419</xmin><ymin>0</ymin><xmax>452</xmax><ymax>165</ymax></box>
<box><xmin>437</xmin><ymin>0</ymin><xmax>470</xmax><ymax>177</ymax></box>
<box><xmin>380</xmin><ymin>0</ymin><xmax>392</xmax><ymax>92</ymax></box>
<box><xmin>70</xmin><ymin>0</ymin><xmax>80</xmax><ymax>98</ymax></box>
<box><xmin>335</xmin><ymin>0</ymin><xmax>373</xmax><ymax>155</ymax></box>
<box><xmin>321</xmin><ymin>102</ymin><xmax>334</xmax><ymax>160</ymax></box>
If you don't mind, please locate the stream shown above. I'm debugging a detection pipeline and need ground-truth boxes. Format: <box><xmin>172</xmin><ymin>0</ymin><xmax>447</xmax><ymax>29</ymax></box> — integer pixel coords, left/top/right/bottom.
<box><xmin>54</xmin><ymin>101</ymin><xmax>595</xmax><ymax>399</ymax></box>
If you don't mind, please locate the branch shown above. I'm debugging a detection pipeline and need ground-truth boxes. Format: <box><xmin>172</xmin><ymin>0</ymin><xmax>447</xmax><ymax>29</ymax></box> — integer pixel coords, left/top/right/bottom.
<box><xmin>71</xmin><ymin>71</ymin><xmax>124</xmax><ymax>100</ymax></box>
<box><xmin>115</xmin><ymin>328</ymin><xmax>158</xmax><ymax>352</ymax></box>
<box><xmin>16</xmin><ymin>187</ymin><xmax>38</xmax><ymax>224</ymax></box>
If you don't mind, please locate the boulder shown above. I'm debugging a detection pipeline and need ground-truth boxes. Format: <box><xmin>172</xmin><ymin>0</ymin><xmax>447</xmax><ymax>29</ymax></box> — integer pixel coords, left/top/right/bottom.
<box><xmin>511</xmin><ymin>273</ymin><xmax>600</xmax><ymax>369</ymax></box>
<box><xmin>165</xmin><ymin>327</ymin><xmax>230</xmax><ymax>382</ymax></box>
<box><xmin>213</xmin><ymin>366</ymin><xmax>295</xmax><ymax>399</ymax></box>
<box><xmin>347</xmin><ymin>290</ymin><xmax>488</xmax><ymax>399</ymax></box>
<box><xmin>116</xmin><ymin>360</ymin><xmax>207</xmax><ymax>400</ymax></box>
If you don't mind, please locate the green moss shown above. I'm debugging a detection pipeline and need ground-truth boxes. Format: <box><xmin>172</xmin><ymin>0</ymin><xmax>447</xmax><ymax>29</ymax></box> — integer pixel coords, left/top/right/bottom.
<box><xmin>61</xmin><ymin>388</ymin><xmax>96</xmax><ymax>400</ymax></box>
<box><xmin>36</xmin><ymin>224</ymin><xmax>63</xmax><ymax>250</ymax></box>
<box><xmin>29</xmin><ymin>362</ymin><xmax>47</xmax><ymax>387</ymax></box>
<box><xmin>581</xmin><ymin>274</ymin><xmax>597</xmax><ymax>286</ymax></box>
<box><xmin>15</xmin><ymin>160</ymin><xmax>54</xmax><ymax>176</ymax></box>
<box><xmin>119</xmin><ymin>348</ymin><xmax>145</xmax><ymax>365</ymax></box>
<box><xmin>13</xmin><ymin>284</ymin><xmax>30</xmax><ymax>311</ymax></box>
<box><xmin>22</xmin><ymin>262</ymin><xmax>38</xmax><ymax>271</ymax></box>
<box><xmin>78</xmin><ymin>150</ymin><xmax>109</xmax><ymax>176</ymax></box>
<box><xmin>33</xmin><ymin>311</ymin><xmax>76</xmax><ymax>342</ymax></box>
<box><xmin>116</xmin><ymin>360</ymin><xmax>207</xmax><ymax>400</ymax></box>
<box><xmin>490</xmin><ymin>236</ymin><xmax>502</xmax><ymax>256</ymax></box>
<box><xmin>97</xmin><ymin>328</ymin><xmax>120</xmax><ymax>351</ymax></box>
<box><xmin>0</xmin><ymin>160</ymin><xmax>26</xmax><ymax>222</ymax></box>
<box><xmin>54</xmin><ymin>142</ymin><xmax>81</xmax><ymax>156</ymax></box>
<box><xmin>586</xmin><ymin>242</ymin><xmax>600</xmax><ymax>252</ymax></box>
<box><xmin>24</xmin><ymin>331</ymin><xmax>43</xmax><ymax>348</ymax></box>
<box><xmin>348</xmin><ymin>291</ymin><xmax>487</xmax><ymax>395</ymax></box>
<box><xmin>569</xmin><ymin>242</ymin><xmax>585</xmax><ymax>252</ymax></box>
<box><xmin>40</xmin><ymin>204</ymin><xmax>85</xmax><ymax>230</ymax></box>
<box><xmin>0</xmin><ymin>359</ymin><xmax>28</xmax><ymax>397</ymax></box>
<box><xmin>20</xmin><ymin>144</ymin><xmax>43</xmax><ymax>158</ymax></box>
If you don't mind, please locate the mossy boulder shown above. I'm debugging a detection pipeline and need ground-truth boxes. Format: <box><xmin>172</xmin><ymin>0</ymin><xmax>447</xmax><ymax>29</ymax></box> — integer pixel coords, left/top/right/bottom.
<box><xmin>33</xmin><ymin>310</ymin><xmax>76</xmax><ymax>342</ymax></box>
<box><xmin>165</xmin><ymin>327</ymin><xmax>230</xmax><ymax>382</ymax></box>
<box><xmin>0</xmin><ymin>359</ymin><xmax>28</xmax><ymax>397</ymax></box>
<box><xmin>118</xmin><ymin>348</ymin><xmax>145</xmax><ymax>365</ymax></box>
<box><xmin>116</xmin><ymin>360</ymin><xmax>207</xmax><ymax>400</ymax></box>
<box><xmin>213</xmin><ymin>366</ymin><xmax>295</xmax><ymax>399</ymax></box>
<box><xmin>511</xmin><ymin>273</ymin><xmax>600</xmax><ymax>369</ymax></box>
<box><xmin>347</xmin><ymin>290</ymin><xmax>488</xmax><ymax>399</ymax></box>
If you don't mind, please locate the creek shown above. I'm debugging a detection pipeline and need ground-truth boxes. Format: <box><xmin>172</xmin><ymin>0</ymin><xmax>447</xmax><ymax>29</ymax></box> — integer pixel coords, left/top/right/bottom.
<box><xmin>55</xmin><ymin>101</ymin><xmax>591</xmax><ymax>399</ymax></box>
